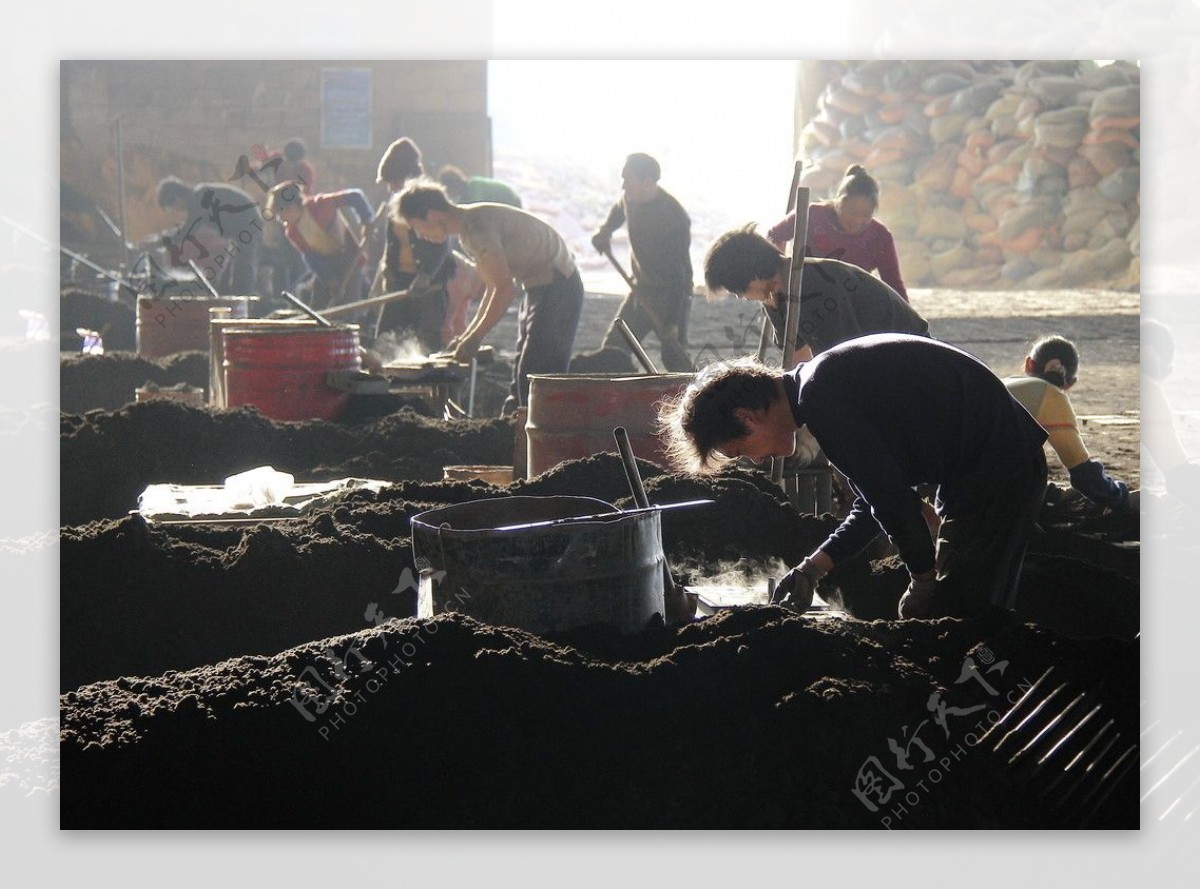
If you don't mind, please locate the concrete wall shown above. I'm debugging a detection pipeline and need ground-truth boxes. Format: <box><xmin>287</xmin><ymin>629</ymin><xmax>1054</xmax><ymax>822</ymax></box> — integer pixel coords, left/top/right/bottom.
<box><xmin>61</xmin><ymin>60</ymin><xmax>490</xmax><ymax>246</ymax></box>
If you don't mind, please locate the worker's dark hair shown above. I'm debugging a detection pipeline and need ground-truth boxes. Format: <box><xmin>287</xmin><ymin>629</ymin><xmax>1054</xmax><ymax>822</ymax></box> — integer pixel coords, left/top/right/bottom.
<box><xmin>397</xmin><ymin>179</ymin><xmax>455</xmax><ymax>219</ymax></box>
<box><xmin>703</xmin><ymin>223</ymin><xmax>783</xmax><ymax>298</ymax></box>
<box><xmin>657</xmin><ymin>356</ymin><xmax>781</xmax><ymax>474</ymax></box>
<box><xmin>377</xmin><ymin>137</ymin><xmax>423</xmax><ymax>185</ymax></box>
<box><xmin>264</xmin><ymin>180</ymin><xmax>306</xmax><ymax>217</ymax></box>
<box><xmin>836</xmin><ymin>164</ymin><xmax>880</xmax><ymax>208</ymax></box>
<box><xmin>1028</xmin><ymin>335</ymin><xmax>1079</xmax><ymax>389</ymax></box>
<box><xmin>282</xmin><ymin>138</ymin><xmax>308</xmax><ymax>162</ymax></box>
<box><xmin>623</xmin><ymin>152</ymin><xmax>661</xmax><ymax>182</ymax></box>
<box><xmin>1142</xmin><ymin>318</ymin><xmax>1175</xmax><ymax>381</ymax></box>
<box><xmin>156</xmin><ymin>176</ymin><xmax>191</xmax><ymax>210</ymax></box>
<box><xmin>437</xmin><ymin>164</ymin><xmax>469</xmax><ymax>197</ymax></box>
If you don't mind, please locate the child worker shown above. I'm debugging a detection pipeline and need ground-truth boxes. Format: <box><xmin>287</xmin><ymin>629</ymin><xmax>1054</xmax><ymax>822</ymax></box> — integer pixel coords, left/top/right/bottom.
<box><xmin>1003</xmin><ymin>335</ymin><xmax>1138</xmax><ymax>513</ymax></box>
<box><xmin>657</xmin><ymin>333</ymin><xmax>1048</xmax><ymax>620</ymax></box>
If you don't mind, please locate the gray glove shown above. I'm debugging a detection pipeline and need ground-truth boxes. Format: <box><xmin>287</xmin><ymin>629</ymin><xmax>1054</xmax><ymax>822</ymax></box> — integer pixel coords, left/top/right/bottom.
<box><xmin>772</xmin><ymin>559</ymin><xmax>826</xmax><ymax>613</ymax></box>
<box><xmin>898</xmin><ymin>574</ymin><xmax>939</xmax><ymax>619</ymax></box>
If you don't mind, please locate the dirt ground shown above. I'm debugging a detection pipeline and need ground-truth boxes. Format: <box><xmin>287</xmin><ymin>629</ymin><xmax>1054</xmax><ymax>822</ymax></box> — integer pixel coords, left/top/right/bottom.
<box><xmin>53</xmin><ymin>284</ymin><xmax>1141</xmax><ymax>829</ymax></box>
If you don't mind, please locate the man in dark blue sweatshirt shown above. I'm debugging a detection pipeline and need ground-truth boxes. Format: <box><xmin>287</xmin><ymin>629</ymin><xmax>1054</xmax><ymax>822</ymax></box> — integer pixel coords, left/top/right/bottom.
<box><xmin>657</xmin><ymin>333</ymin><xmax>1049</xmax><ymax>619</ymax></box>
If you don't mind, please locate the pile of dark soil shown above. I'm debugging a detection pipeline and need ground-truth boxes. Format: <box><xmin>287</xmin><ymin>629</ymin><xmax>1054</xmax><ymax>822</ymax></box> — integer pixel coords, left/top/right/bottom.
<box><xmin>59</xmin><ymin>454</ymin><xmax>833</xmax><ymax>691</ymax></box>
<box><xmin>59</xmin><ymin>607</ymin><xmax>1138</xmax><ymax>829</ymax></box>
<box><xmin>60</xmin><ymin>351</ymin><xmax>210</xmax><ymax>414</ymax></box>
<box><xmin>60</xmin><ymin>401</ymin><xmax>517</xmax><ymax>526</ymax></box>
<box><xmin>60</xmin><ymin>288</ymin><xmax>136</xmax><ymax>352</ymax></box>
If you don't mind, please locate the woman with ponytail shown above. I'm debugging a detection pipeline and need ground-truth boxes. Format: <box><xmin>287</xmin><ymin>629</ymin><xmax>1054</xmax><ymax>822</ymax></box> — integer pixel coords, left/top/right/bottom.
<box><xmin>1004</xmin><ymin>335</ymin><xmax>1137</xmax><ymax>512</ymax></box>
<box><xmin>767</xmin><ymin>164</ymin><xmax>908</xmax><ymax>301</ymax></box>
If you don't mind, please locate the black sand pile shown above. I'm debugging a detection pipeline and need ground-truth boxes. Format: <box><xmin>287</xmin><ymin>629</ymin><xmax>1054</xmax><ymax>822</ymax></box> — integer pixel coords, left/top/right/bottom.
<box><xmin>59</xmin><ymin>608</ymin><xmax>1138</xmax><ymax>829</ymax></box>
<box><xmin>60</xmin><ymin>401</ymin><xmax>517</xmax><ymax>526</ymax></box>
<box><xmin>60</xmin><ymin>350</ymin><xmax>210</xmax><ymax>414</ymax></box>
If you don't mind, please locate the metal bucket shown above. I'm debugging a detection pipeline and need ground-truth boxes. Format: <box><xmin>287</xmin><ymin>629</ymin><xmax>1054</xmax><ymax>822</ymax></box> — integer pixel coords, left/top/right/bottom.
<box><xmin>410</xmin><ymin>496</ymin><xmax>665</xmax><ymax>635</ymax></box>
<box><xmin>136</xmin><ymin>295</ymin><xmax>256</xmax><ymax>357</ymax></box>
<box><xmin>525</xmin><ymin>373</ymin><xmax>694</xmax><ymax>478</ymax></box>
<box><xmin>223</xmin><ymin>323</ymin><xmax>361</xmax><ymax>422</ymax></box>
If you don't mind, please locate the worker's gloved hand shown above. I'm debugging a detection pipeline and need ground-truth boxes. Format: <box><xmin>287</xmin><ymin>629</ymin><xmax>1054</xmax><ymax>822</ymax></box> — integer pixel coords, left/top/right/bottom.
<box><xmin>591</xmin><ymin>231</ymin><xmax>611</xmax><ymax>254</ymax></box>
<box><xmin>771</xmin><ymin>559</ymin><xmax>826</xmax><ymax>613</ymax></box>
<box><xmin>1125</xmin><ymin>489</ymin><xmax>1141</xmax><ymax>513</ymax></box>
<box><xmin>450</xmin><ymin>334</ymin><xmax>481</xmax><ymax>364</ymax></box>
<box><xmin>898</xmin><ymin>574</ymin><xmax>939</xmax><ymax>619</ymax></box>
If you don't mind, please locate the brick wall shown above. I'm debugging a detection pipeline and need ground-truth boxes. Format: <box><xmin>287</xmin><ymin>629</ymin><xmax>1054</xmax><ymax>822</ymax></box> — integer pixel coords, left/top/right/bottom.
<box><xmin>62</xmin><ymin>60</ymin><xmax>490</xmax><ymax>244</ymax></box>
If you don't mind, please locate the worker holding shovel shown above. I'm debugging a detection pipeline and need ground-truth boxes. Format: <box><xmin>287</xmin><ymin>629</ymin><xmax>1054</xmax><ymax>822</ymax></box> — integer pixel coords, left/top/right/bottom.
<box><xmin>591</xmin><ymin>153</ymin><xmax>694</xmax><ymax>372</ymax></box>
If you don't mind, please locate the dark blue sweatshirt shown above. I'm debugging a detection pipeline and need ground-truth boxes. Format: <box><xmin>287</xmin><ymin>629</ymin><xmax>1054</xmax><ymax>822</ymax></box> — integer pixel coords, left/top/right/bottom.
<box><xmin>783</xmin><ymin>333</ymin><xmax>1048</xmax><ymax>574</ymax></box>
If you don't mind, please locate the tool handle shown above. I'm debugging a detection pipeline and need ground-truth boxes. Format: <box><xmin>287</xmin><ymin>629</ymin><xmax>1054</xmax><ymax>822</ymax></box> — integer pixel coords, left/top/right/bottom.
<box><xmin>613</xmin><ymin>426</ymin><xmax>651</xmax><ymax>509</ymax></box>
<box><xmin>615</xmin><ymin>318</ymin><xmax>659</xmax><ymax>374</ymax></box>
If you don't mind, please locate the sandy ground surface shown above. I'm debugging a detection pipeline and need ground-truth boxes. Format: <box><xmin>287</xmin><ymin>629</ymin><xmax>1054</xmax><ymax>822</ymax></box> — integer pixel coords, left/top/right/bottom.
<box><xmin>492</xmin><ymin>285</ymin><xmax>1141</xmax><ymax>489</ymax></box>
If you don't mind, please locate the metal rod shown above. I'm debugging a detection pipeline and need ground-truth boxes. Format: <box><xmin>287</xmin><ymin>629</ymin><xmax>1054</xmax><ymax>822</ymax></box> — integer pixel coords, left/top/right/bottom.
<box><xmin>615</xmin><ymin>318</ymin><xmax>659</xmax><ymax>374</ymax></box>
<box><xmin>613</xmin><ymin>426</ymin><xmax>650</xmax><ymax>509</ymax></box>
<box><xmin>772</xmin><ymin>181</ymin><xmax>810</xmax><ymax>488</ymax></box>
<box><xmin>281</xmin><ymin>290</ymin><xmax>332</xmax><ymax>327</ymax></box>
<box><xmin>467</xmin><ymin>357</ymin><xmax>478</xmax><ymax>418</ymax></box>
<box><xmin>492</xmin><ymin>499</ymin><xmax>714</xmax><ymax>533</ymax></box>
<box><xmin>114</xmin><ymin>116</ymin><xmax>130</xmax><ymax>270</ymax></box>
<box><xmin>320</xmin><ymin>288</ymin><xmax>413</xmax><ymax>318</ymax></box>
<box><xmin>189</xmin><ymin>260</ymin><xmax>222</xmax><ymax>299</ymax></box>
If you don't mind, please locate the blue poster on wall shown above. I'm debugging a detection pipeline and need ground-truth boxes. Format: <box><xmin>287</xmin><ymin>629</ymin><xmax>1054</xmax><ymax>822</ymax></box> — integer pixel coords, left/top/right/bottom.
<box><xmin>321</xmin><ymin>68</ymin><xmax>372</xmax><ymax>149</ymax></box>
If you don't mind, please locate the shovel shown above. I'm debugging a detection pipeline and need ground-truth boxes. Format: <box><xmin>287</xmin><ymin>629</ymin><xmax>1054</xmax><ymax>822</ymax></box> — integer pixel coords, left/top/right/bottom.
<box><xmin>601</xmin><ymin>247</ymin><xmax>694</xmax><ymax>372</ymax></box>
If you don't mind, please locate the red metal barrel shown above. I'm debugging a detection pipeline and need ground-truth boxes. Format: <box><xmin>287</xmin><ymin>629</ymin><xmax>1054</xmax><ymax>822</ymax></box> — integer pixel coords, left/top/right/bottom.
<box><xmin>525</xmin><ymin>373</ymin><xmax>694</xmax><ymax>477</ymax></box>
<box><xmin>223</xmin><ymin>325</ymin><xmax>361</xmax><ymax>422</ymax></box>
<box><xmin>136</xmin><ymin>296</ymin><xmax>256</xmax><ymax>357</ymax></box>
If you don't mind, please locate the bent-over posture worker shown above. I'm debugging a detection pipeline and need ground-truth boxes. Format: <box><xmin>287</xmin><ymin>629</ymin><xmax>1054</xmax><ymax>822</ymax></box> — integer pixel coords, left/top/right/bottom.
<box><xmin>397</xmin><ymin>180</ymin><xmax>584</xmax><ymax>417</ymax></box>
<box><xmin>658</xmin><ymin>334</ymin><xmax>1049</xmax><ymax>620</ymax></box>
<box><xmin>1004</xmin><ymin>335</ymin><xmax>1137</xmax><ymax>512</ymax></box>
<box><xmin>265</xmin><ymin>180</ymin><xmax>375</xmax><ymax>309</ymax></box>
<box><xmin>704</xmin><ymin>224</ymin><xmax>927</xmax><ymax>359</ymax></box>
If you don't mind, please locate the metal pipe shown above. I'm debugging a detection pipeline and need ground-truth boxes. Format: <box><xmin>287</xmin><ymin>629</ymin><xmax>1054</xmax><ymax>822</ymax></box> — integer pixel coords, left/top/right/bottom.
<box><xmin>114</xmin><ymin>117</ymin><xmax>130</xmax><ymax>270</ymax></box>
<box><xmin>613</xmin><ymin>426</ymin><xmax>650</xmax><ymax>509</ymax></box>
<box><xmin>319</xmin><ymin>288</ymin><xmax>412</xmax><ymax>318</ymax></box>
<box><xmin>492</xmin><ymin>499</ymin><xmax>713</xmax><ymax>532</ymax></box>
<box><xmin>772</xmin><ymin>180</ymin><xmax>810</xmax><ymax>488</ymax></box>
<box><xmin>615</xmin><ymin>318</ymin><xmax>659</xmax><ymax>374</ymax></box>
<box><xmin>467</xmin><ymin>357</ymin><xmax>478</xmax><ymax>418</ymax></box>
<box><xmin>189</xmin><ymin>260</ymin><xmax>222</xmax><ymax>299</ymax></box>
<box><xmin>281</xmin><ymin>290</ymin><xmax>332</xmax><ymax>327</ymax></box>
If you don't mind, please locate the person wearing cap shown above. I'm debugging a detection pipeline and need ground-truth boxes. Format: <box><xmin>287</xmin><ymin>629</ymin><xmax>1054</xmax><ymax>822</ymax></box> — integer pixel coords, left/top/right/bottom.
<box><xmin>437</xmin><ymin>165</ymin><xmax>523</xmax><ymax>208</ymax></box>
<box><xmin>1003</xmin><ymin>335</ymin><xmax>1137</xmax><ymax>512</ymax></box>
<box><xmin>703</xmin><ymin>223</ymin><xmax>928</xmax><ymax>360</ymax></box>
<box><xmin>264</xmin><ymin>179</ymin><xmax>375</xmax><ymax>309</ymax></box>
<box><xmin>656</xmin><ymin>333</ymin><xmax>1048</xmax><ymax>620</ymax></box>
<box><xmin>397</xmin><ymin>179</ymin><xmax>584</xmax><ymax>416</ymax></box>
<box><xmin>373</xmin><ymin>138</ymin><xmax>458</xmax><ymax>352</ymax></box>
<box><xmin>591</xmin><ymin>153</ymin><xmax>694</xmax><ymax>372</ymax></box>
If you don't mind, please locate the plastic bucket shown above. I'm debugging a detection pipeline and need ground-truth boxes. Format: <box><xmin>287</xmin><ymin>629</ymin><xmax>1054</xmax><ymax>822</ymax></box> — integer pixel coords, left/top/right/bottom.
<box><xmin>223</xmin><ymin>324</ymin><xmax>361</xmax><ymax>422</ymax></box>
<box><xmin>410</xmin><ymin>496</ymin><xmax>665</xmax><ymax>635</ymax></box>
<box><xmin>525</xmin><ymin>373</ymin><xmax>694</xmax><ymax>478</ymax></box>
<box><xmin>136</xmin><ymin>296</ymin><xmax>256</xmax><ymax>357</ymax></box>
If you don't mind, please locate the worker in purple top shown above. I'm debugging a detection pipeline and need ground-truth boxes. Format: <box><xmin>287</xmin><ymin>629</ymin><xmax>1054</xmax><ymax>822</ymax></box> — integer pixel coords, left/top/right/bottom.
<box><xmin>768</xmin><ymin>165</ymin><xmax>908</xmax><ymax>302</ymax></box>
<box><xmin>657</xmin><ymin>333</ymin><xmax>1049</xmax><ymax>620</ymax></box>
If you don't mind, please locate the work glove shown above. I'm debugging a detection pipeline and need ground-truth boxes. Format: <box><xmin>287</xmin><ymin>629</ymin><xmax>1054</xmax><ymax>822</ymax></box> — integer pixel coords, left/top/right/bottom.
<box><xmin>771</xmin><ymin>559</ymin><xmax>825</xmax><ymax>613</ymax></box>
<box><xmin>897</xmin><ymin>574</ymin><xmax>939</xmax><ymax>619</ymax></box>
<box><xmin>591</xmin><ymin>231</ymin><xmax>611</xmax><ymax>254</ymax></box>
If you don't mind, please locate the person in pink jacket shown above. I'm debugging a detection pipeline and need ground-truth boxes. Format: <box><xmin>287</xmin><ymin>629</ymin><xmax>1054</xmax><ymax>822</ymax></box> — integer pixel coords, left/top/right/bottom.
<box><xmin>768</xmin><ymin>164</ymin><xmax>908</xmax><ymax>302</ymax></box>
